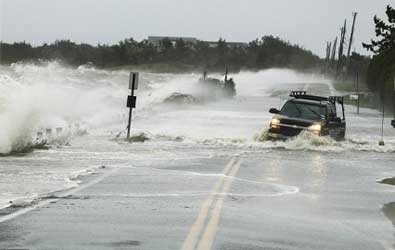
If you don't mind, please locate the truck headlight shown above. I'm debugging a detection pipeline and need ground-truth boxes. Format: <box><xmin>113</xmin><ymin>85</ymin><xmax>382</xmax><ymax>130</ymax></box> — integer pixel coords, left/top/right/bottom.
<box><xmin>270</xmin><ymin>118</ymin><xmax>280</xmax><ymax>129</ymax></box>
<box><xmin>308</xmin><ymin>124</ymin><xmax>321</xmax><ymax>134</ymax></box>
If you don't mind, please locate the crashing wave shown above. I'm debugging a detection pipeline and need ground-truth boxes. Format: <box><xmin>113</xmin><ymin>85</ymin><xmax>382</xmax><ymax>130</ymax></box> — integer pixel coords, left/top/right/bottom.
<box><xmin>127</xmin><ymin>132</ymin><xmax>150</xmax><ymax>143</ymax></box>
<box><xmin>198</xmin><ymin>138</ymin><xmax>247</xmax><ymax>146</ymax></box>
<box><xmin>162</xmin><ymin>92</ymin><xmax>198</xmax><ymax>104</ymax></box>
<box><xmin>8</xmin><ymin>197</ymin><xmax>37</xmax><ymax>208</ymax></box>
<box><xmin>0</xmin><ymin>124</ymin><xmax>84</xmax><ymax>156</ymax></box>
<box><xmin>154</xmin><ymin>134</ymin><xmax>185</xmax><ymax>142</ymax></box>
<box><xmin>0</xmin><ymin>141</ymin><xmax>48</xmax><ymax>157</ymax></box>
<box><xmin>285</xmin><ymin>131</ymin><xmax>338</xmax><ymax>148</ymax></box>
<box><xmin>254</xmin><ymin>129</ymin><xmax>270</xmax><ymax>142</ymax></box>
<box><xmin>253</xmin><ymin>129</ymin><xmax>395</xmax><ymax>153</ymax></box>
<box><xmin>112</xmin><ymin>131</ymin><xmax>186</xmax><ymax>143</ymax></box>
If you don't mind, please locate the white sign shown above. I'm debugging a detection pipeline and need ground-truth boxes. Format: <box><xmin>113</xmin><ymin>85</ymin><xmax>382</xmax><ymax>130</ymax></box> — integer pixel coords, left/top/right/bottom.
<box><xmin>349</xmin><ymin>94</ymin><xmax>359</xmax><ymax>100</ymax></box>
<box><xmin>129</xmin><ymin>72</ymin><xmax>139</xmax><ymax>90</ymax></box>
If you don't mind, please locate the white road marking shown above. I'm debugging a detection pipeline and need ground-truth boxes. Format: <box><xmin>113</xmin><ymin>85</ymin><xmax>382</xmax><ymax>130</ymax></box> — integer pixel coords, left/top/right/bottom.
<box><xmin>0</xmin><ymin>168</ymin><xmax>117</xmax><ymax>223</ymax></box>
<box><xmin>196</xmin><ymin>160</ymin><xmax>241</xmax><ymax>250</ymax></box>
<box><xmin>181</xmin><ymin>158</ymin><xmax>242</xmax><ymax>250</ymax></box>
<box><xmin>181</xmin><ymin>158</ymin><xmax>236</xmax><ymax>250</ymax></box>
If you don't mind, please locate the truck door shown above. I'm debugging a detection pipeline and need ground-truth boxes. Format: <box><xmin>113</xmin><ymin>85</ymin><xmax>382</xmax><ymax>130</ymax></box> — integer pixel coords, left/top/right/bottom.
<box><xmin>327</xmin><ymin>104</ymin><xmax>343</xmax><ymax>139</ymax></box>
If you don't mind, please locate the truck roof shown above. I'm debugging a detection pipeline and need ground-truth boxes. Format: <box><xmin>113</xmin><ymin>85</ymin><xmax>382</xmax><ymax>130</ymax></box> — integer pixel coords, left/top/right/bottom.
<box><xmin>290</xmin><ymin>98</ymin><xmax>329</xmax><ymax>107</ymax></box>
<box><xmin>289</xmin><ymin>91</ymin><xmax>344</xmax><ymax>105</ymax></box>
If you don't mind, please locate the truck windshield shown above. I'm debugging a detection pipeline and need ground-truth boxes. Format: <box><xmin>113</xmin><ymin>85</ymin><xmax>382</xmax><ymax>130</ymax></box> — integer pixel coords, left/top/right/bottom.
<box><xmin>281</xmin><ymin>101</ymin><xmax>326</xmax><ymax>120</ymax></box>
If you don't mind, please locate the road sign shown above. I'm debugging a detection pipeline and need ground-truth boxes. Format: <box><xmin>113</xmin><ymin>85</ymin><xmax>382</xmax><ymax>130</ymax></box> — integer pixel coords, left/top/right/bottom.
<box><xmin>127</xmin><ymin>95</ymin><xmax>136</xmax><ymax>108</ymax></box>
<box><xmin>129</xmin><ymin>72</ymin><xmax>139</xmax><ymax>90</ymax></box>
<box><xmin>349</xmin><ymin>94</ymin><xmax>359</xmax><ymax>100</ymax></box>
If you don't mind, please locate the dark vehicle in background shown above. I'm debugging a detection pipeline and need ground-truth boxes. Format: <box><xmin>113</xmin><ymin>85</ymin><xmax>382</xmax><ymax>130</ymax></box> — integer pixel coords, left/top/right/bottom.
<box><xmin>199</xmin><ymin>69</ymin><xmax>236</xmax><ymax>98</ymax></box>
<box><xmin>268</xmin><ymin>91</ymin><xmax>346</xmax><ymax>140</ymax></box>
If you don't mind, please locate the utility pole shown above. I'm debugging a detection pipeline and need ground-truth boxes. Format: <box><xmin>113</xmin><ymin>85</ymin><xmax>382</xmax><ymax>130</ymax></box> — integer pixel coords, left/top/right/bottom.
<box><xmin>347</xmin><ymin>12</ymin><xmax>358</xmax><ymax>77</ymax></box>
<box><xmin>0</xmin><ymin>1</ymin><xmax>2</xmax><ymax>64</ymax></box>
<box><xmin>347</xmin><ymin>12</ymin><xmax>358</xmax><ymax>60</ymax></box>
<box><xmin>325</xmin><ymin>42</ymin><xmax>332</xmax><ymax>72</ymax></box>
<box><xmin>331</xmin><ymin>37</ymin><xmax>338</xmax><ymax>68</ymax></box>
<box><xmin>327</xmin><ymin>42</ymin><xmax>332</xmax><ymax>61</ymax></box>
<box><xmin>337</xmin><ymin>19</ymin><xmax>347</xmax><ymax>78</ymax></box>
<box><xmin>328</xmin><ymin>42</ymin><xmax>332</xmax><ymax>72</ymax></box>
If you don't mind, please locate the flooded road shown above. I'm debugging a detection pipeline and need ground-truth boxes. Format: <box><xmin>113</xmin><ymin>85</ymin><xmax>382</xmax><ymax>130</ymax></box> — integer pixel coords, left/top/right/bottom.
<box><xmin>0</xmin><ymin>62</ymin><xmax>394</xmax><ymax>249</ymax></box>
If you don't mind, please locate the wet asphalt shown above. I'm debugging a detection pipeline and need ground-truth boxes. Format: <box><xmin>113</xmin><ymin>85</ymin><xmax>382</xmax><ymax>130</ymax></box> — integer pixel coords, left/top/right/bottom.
<box><xmin>1</xmin><ymin>79</ymin><xmax>395</xmax><ymax>250</ymax></box>
<box><xmin>1</xmin><ymin>148</ymin><xmax>394</xmax><ymax>250</ymax></box>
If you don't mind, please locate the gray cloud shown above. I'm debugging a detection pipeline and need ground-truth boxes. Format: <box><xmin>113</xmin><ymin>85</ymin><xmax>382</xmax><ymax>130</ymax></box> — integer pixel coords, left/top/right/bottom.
<box><xmin>1</xmin><ymin>0</ymin><xmax>394</xmax><ymax>56</ymax></box>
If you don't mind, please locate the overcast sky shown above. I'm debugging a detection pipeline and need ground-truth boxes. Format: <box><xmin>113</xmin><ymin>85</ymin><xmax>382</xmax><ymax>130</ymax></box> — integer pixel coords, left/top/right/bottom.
<box><xmin>1</xmin><ymin>0</ymin><xmax>394</xmax><ymax>57</ymax></box>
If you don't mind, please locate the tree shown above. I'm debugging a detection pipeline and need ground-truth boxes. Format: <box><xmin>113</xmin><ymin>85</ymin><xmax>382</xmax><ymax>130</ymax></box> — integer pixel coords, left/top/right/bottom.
<box><xmin>363</xmin><ymin>5</ymin><xmax>395</xmax><ymax>53</ymax></box>
<box><xmin>0</xmin><ymin>36</ymin><xmax>320</xmax><ymax>71</ymax></box>
<box><xmin>174</xmin><ymin>39</ymin><xmax>187</xmax><ymax>62</ymax></box>
<box><xmin>216</xmin><ymin>38</ymin><xmax>228</xmax><ymax>66</ymax></box>
<box><xmin>160</xmin><ymin>38</ymin><xmax>173</xmax><ymax>51</ymax></box>
<box><xmin>363</xmin><ymin>5</ymin><xmax>395</xmax><ymax>108</ymax></box>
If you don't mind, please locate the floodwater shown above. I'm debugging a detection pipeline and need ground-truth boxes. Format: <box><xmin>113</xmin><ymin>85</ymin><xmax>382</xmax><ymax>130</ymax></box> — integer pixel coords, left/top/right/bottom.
<box><xmin>0</xmin><ymin>62</ymin><xmax>395</xmax><ymax>248</ymax></box>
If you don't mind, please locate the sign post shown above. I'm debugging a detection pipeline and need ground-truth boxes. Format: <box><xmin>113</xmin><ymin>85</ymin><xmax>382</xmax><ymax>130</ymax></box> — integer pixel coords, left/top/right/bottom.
<box><xmin>379</xmin><ymin>103</ymin><xmax>385</xmax><ymax>146</ymax></box>
<box><xmin>392</xmin><ymin>76</ymin><xmax>395</xmax><ymax>128</ymax></box>
<box><xmin>356</xmin><ymin>73</ymin><xmax>360</xmax><ymax>115</ymax></box>
<box><xmin>127</xmin><ymin>72</ymin><xmax>139</xmax><ymax>139</ymax></box>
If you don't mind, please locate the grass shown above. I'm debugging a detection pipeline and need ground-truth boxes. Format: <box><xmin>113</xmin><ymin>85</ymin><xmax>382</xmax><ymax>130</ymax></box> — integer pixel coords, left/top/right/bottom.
<box><xmin>332</xmin><ymin>80</ymin><xmax>370</xmax><ymax>92</ymax></box>
<box><xmin>332</xmin><ymin>80</ymin><xmax>379</xmax><ymax>110</ymax></box>
<box><xmin>379</xmin><ymin>177</ymin><xmax>395</xmax><ymax>186</ymax></box>
<box><xmin>127</xmin><ymin>133</ymin><xmax>150</xmax><ymax>143</ymax></box>
<box><xmin>332</xmin><ymin>81</ymin><xmax>356</xmax><ymax>92</ymax></box>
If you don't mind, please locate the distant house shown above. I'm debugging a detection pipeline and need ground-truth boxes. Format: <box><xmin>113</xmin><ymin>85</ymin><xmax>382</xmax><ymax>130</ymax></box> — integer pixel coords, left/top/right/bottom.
<box><xmin>147</xmin><ymin>36</ymin><xmax>248</xmax><ymax>49</ymax></box>
<box><xmin>147</xmin><ymin>36</ymin><xmax>198</xmax><ymax>47</ymax></box>
<box><xmin>226</xmin><ymin>42</ymin><xmax>249</xmax><ymax>48</ymax></box>
<box><xmin>205</xmin><ymin>41</ymin><xmax>219</xmax><ymax>48</ymax></box>
<box><xmin>204</xmin><ymin>41</ymin><xmax>248</xmax><ymax>49</ymax></box>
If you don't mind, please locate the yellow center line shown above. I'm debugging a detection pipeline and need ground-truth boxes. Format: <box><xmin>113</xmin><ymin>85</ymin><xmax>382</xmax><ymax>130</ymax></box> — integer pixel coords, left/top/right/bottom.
<box><xmin>196</xmin><ymin>160</ymin><xmax>241</xmax><ymax>250</ymax></box>
<box><xmin>181</xmin><ymin>158</ymin><xmax>236</xmax><ymax>250</ymax></box>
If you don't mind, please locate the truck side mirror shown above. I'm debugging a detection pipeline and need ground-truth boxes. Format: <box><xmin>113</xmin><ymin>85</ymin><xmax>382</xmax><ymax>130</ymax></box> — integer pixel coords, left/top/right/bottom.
<box><xmin>269</xmin><ymin>108</ymin><xmax>281</xmax><ymax>114</ymax></box>
<box><xmin>331</xmin><ymin>117</ymin><xmax>342</xmax><ymax>123</ymax></box>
